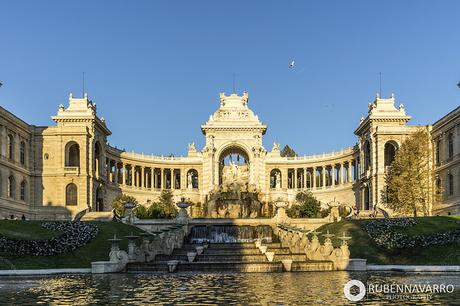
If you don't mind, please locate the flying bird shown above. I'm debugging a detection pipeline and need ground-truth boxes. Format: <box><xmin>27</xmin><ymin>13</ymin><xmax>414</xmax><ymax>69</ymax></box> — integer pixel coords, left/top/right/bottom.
<box><xmin>0</xmin><ymin>81</ymin><xmax>3</xmax><ymax>87</ymax></box>
<box><xmin>457</xmin><ymin>81</ymin><xmax>460</xmax><ymax>88</ymax></box>
<box><xmin>289</xmin><ymin>60</ymin><xmax>295</xmax><ymax>68</ymax></box>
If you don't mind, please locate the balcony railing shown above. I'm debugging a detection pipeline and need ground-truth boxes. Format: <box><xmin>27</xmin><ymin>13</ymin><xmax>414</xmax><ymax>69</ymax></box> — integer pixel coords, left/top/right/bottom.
<box><xmin>64</xmin><ymin>166</ymin><xmax>80</xmax><ymax>175</ymax></box>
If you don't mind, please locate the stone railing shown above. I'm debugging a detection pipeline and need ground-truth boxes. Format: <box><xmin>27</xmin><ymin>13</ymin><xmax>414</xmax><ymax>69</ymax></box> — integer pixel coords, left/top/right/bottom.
<box><xmin>91</xmin><ymin>224</ymin><xmax>187</xmax><ymax>273</ymax></box>
<box><xmin>91</xmin><ymin>201</ymin><xmax>192</xmax><ymax>273</ymax></box>
<box><xmin>274</xmin><ymin>223</ymin><xmax>354</xmax><ymax>270</ymax></box>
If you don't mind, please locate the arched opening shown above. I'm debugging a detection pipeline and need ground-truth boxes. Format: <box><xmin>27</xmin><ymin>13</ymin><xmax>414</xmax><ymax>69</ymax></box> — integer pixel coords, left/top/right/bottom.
<box><xmin>363</xmin><ymin>140</ymin><xmax>371</xmax><ymax>171</ymax></box>
<box><xmin>20</xmin><ymin>180</ymin><xmax>26</xmax><ymax>201</ymax></box>
<box><xmin>65</xmin><ymin>142</ymin><xmax>80</xmax><ymax>167</ymax></box>
<box><xmin>96</xmin><ymin>185</ymin><xmax>104</xmax><ymax>211</ymax></box>
<box><xmin>66</xmin><ymin>183</ymin><xmax>78</xmax><ymax>206</ymax></box>
<box><xmin>20</xmin><ymin>141</ymin><xmax>26</xmax><ymax>165</ymax></box>
<box><xmin>7</xmin><ymin>134</ymin><xmax>14</xmax><ymax>160</ymax></box>
<box><xmin>363</xmin><ymin>186</ymin><xmax>370</xmax><ymax>210</ymax></box>
<box><xmin>7</xmin><ymin>175</ymin><xmax>15</xmax><ymax>198</ymax></box>
<box><xmin>384</xmin><ymin>141</ymin><xmax>398</xmax><ymax>168</ymax></box>
<box><xmin>187</xmin><ymin>169</ymin><xmax>199</xmax><ymax>189</ymax></box>
<box><xmin>94</xmin><ymin>141</ymin><xmax>102</xmax><ymax>176</ymax></box>
<box><xmin>270</xmin><ymin>169</ymin><xmax>281</xmax><ymax>189</ymax></box>
<box><xmin>218</xmin><ymin>146</ymin><xmax>249</xmax><ymax>186</ymax></box>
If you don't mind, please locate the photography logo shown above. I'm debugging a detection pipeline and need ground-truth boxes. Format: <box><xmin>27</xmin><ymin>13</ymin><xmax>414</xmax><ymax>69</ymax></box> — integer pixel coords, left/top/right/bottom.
<box><xmin>344</xmin><ymin>280</ymin><xmax>366</xmax><ymax>302</ymax></box>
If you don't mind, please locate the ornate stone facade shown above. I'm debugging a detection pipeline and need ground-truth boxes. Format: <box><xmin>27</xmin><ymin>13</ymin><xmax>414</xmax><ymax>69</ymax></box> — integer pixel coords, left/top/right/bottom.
<box><xmin>0</xmin><ymin>91</ymin><xmax>458</xmax><ymax>219</ymax></box>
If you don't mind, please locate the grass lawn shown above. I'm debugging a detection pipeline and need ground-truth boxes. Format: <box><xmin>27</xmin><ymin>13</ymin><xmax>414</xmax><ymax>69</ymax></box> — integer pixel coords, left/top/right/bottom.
<box><xmin>0</xmin><ymin>221</ymin><xmax>62</xmax><ymax>240</ymax></box>
<box><xmin>316</xmin><ymin>216</ymin><xmax>460</xmax><ymax>265</ymax></box>
<box><xmin>0</xmin><ymin>221</ymin><xmax>145</xmax><ymax>269</ymax></box>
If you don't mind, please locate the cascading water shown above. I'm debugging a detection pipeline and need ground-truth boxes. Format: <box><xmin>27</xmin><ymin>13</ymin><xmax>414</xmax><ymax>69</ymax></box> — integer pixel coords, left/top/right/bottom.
<box><xmin>189</xmin><ymin>225</ymin><xmax>275</xmax><ymax>243</ymax></box>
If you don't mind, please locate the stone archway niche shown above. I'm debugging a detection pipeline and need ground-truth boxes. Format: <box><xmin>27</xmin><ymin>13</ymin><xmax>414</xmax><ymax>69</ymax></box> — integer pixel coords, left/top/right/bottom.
<box><xmin>205</xmin><ymin>145</ymin><xmax>262</xmax><ymax>218</ymax></box>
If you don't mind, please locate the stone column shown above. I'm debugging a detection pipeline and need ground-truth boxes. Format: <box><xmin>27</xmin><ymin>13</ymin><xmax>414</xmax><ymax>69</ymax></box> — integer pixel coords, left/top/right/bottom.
<box><xmin>304</xmin><ymin>168</ymin><xmax>307</xmax><ymax>189</ymax></box>
<box><xmin>340</xmin><ymin>163</ymin><xmax>344</xmax><ymax>184</ymax></box>
<box><xmin>122</xmin><ymin>164</ymin><xmax>125</xmax><ymax>185</ymax></box>
<box><xmin>141</xmin><ymin>167</ymin><xmax>145</xmax><ymax>189</ymax></box>
<box><xmin>293</xmin><ymin>169</ymin><xmax>297</xmax><ymax>190</ymax></box>
<box><xmin>312</xmin><ymin>167</ymin><xmax>316</xmax><ymax>190</ymax></box>
<box><xmin>331</xmin><ymin>165</ymin><xmax>335</xmax><ymax>187</ymax></box>
<box><xmin>115</xmin><ymin>164</ymin><xmax>119</xmax><ymax>184</ymax></box>
<box><xmin>348</xmin><ymin>160</ymin><xmax>353</xmax><ymax>182</ymax></box>
<box><xmin>131</xmin><ymin>166</ymin><xmax>135</xmax><ymax>187</ymax></box>
<box><xmin>322</xmin><ymin>166</ymin><xmax>326</xmax><ymax>188</ymax></box>
<box><xmin>161</xmin><ymin>168</ymin><xmax>164</xmax><ymax>189</ymax></box>
<box><xmin>151</xmin><ymin>168</ymin><xmax>154</xmax><ymax>189</ymax></box>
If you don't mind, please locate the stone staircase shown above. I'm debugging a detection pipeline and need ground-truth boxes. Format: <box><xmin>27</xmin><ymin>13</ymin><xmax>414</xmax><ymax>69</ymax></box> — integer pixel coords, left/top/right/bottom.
<box><xmin>127</xmin><ymin>240</ymin><xmax>334</xmax><ymax>273</ymax></box>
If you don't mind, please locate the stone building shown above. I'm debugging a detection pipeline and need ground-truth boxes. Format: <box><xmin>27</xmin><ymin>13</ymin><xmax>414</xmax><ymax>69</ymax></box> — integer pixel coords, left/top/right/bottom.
<box><xmin>0</xmin><ymin>91</ymin><xmax>458</xmax><ymax>219</ymax></box>
<box><xmin>431</xmin><ymin>106</ymin><xmax>460</xmax><ymax>215</ymax></box>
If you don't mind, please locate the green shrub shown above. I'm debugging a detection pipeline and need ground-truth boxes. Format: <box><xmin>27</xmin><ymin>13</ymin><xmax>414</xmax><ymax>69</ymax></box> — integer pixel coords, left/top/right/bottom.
<box><xmin>111</xmin><ymin>194</ymin><xmax>139</xmax><ymax>216</ymax></box>
<box><xmin>287</xmin><ymin>191</ymin><xmax>322</xmax><ymax>218</ymax></box>
<box><xmin>134</xmin><ymin>190</ymin><xmax>178</xmax><ymax>219</ymax></box>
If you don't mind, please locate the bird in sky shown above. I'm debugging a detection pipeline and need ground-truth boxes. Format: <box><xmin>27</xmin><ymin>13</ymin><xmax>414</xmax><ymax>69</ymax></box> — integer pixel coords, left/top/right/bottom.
<box><xmin>0</xmin><ymin>81</ymin><xmax>3</xmax><ymax>87</ymax></box>
<box><xmin>457</xmin><ymin>81</ymin><xmax>460</xmax><ymax>88</ymax></box>
<box><xmin>289</xmin><ymin>60</ymin><xmax>295</xmax><ymax>68</ymax></box>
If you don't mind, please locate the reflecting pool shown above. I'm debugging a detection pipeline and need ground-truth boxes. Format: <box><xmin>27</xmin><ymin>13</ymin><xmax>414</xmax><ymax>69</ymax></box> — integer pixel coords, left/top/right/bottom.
<box><xmin>0</xmin><ymin>272</ymin><xmax>459</xmax><ymax>305</ymax></box>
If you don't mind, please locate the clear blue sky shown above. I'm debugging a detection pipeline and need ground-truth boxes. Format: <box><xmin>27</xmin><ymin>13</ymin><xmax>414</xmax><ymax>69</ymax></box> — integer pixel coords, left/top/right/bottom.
<box><xmin>1</xmin><ymin>1</ymin><xmax>459</xmax><ymax>156</ymax></box>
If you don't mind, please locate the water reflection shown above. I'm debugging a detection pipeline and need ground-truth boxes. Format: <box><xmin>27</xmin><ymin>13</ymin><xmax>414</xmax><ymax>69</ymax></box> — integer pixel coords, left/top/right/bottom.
<box><xmin>0</xmin><ymin>272</ymin><xmax>458</xmax><ymax>305</ymax></box>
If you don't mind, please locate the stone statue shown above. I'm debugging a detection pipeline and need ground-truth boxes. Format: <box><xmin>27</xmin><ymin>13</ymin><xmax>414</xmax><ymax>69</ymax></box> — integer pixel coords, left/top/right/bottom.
<box><xmin>275</xmin><ymin>172</ymin><xmax>281</xmax><ymax>189</ymax></box>
<box><xmin>187</xmin><ymin>172</ymin><xmax>193</xmax><ymax>188</ymax></box>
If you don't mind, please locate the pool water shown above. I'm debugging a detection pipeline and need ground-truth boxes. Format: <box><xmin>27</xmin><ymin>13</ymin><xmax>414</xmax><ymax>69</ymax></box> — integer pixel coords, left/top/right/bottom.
<box><xmin>0</xmin><ymin>271</ymin><xmax>458</xmax><ymax>305</ymax></box>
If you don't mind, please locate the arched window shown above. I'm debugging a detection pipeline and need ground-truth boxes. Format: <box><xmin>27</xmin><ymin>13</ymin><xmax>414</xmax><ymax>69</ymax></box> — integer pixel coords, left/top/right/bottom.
<box><xmin>384</xmin><ymin>141</ymin><xmax>397</xmax><ymax>168</ymax></box>
<box><xmin>448</xmin><ymin>173</ymin><xmax>454</xmax><ymax>196</ymax></box>
<box><xmin>7</xmin><ymin>175</ymin><xmax>15</xmax><ymax>198</ymax></box>
<box><xmin>20</xmin><ymin>141</ymin><xmax>26</xmax><ymax>165</ymax></box>
<box><xmin>65</xmin><ymin>142</ymin><xmax>80</xmax><ymax>167</ymax></box>
<box><xmin>363</xmin><ymin>141</ymin><xmax>371</xmax><ymax>171</ymax></box>
<box><xmin>270</xmin><ymin>169</ymin><xmax>282</xmax><ymax>189</ymax></box>
<box><xmin>94</xmin><ymin>141</ymin><xmax>102</xmax><ymax>176</ymax></box>
<box><xmin>20</xmin><ymin>180</ymin><xmax>26</xmax><ymax>201</ymax></box>
<box><xmin>66</xmin><ymin>183</ymin><xmax>78</xmax><ymax>205</ymax></box>
<box><xmin>448</xmin><ymin>133</ymin><xmax>454</xmax><ymax>159</ymax></box>
<box><xmin>187</xmin><ymin>169</ymin><xmax>199</xmax><ymax>189</ymax></box>
<box><xmin>7</xmin><ymin>134</ymin><xmax>14</xmax><ymax>160</ymax></box>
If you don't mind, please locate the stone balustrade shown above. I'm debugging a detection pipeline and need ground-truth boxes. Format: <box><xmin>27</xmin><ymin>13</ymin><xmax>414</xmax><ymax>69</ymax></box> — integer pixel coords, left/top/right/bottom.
<box><xmin>274</xmin><ymin>223</ymin><xmax>352</xmax><ymax>270</ymax></box>
<box><xmin>91</xmin><ymin>224</ymin><xmax>187</xmax><ymax>273</ymax></box>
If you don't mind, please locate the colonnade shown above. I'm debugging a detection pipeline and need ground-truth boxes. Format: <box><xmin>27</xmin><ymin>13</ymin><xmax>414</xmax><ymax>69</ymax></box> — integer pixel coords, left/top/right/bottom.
<box><xmin>104</xmin><ymin>158</ymin><xmax>199</xmax><ymax>190</ymax></box>
<box><xmin>270</xmin><ymin>159</ymin><xmax>359</xmax><ymax>190</ymax></box>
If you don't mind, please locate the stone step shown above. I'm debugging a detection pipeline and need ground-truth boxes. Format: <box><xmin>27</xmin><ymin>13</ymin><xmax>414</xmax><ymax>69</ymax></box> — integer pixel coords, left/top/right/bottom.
<box><xmin>275</xmin><ymin>254</ymin><xmax>308</xmax><ymax>261</ymax></box>
<box><xmin>195</xmin><ymin>254</ymin><xmax>268</xmax><ymax>262</ymax></box>
<box><xmin>172</xmin><ymin>247</ymin><xmax>291</xmax><ymax>256</ymax></box>
<box><xmin>127</xmin><ymin>261</ymin><xmax>284</xmax><ymax>273</ymax></box>
<box><xmin>180</xmin><ymin>242</ymin><xmax>283</xmax><ymax>250</ymax></box>
<box><xmin>155</xmin><ymin>253</ymin><xmax>308</xmax><ymax>263</ymax></box>
<box><xmin>291</xmin><ymin>261</ymin><xmax>334</xmax><ymax>272</ymax></box>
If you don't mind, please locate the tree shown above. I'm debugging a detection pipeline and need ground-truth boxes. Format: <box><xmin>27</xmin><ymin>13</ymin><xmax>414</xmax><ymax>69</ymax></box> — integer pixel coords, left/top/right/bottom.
<box><xmin>287</xmin><ymin>191</ymin><xmax>322</xmax><ymax>218</ymax></box>
<box><xmin>138</xmin><ymin>190</ymin><xmax>178</xmax><ymax>219</ymax></box>
<box><xmin>281</xmin><ymin>145</ymin><xmax>297</xmax><ymax>157</ymax></box>
<box><xmin>382</xmin><ymin>128</ymin><xmax>434</xmax><ymax>217</ymax></box>
<box><xmin>112</xmin><ymin>193</ymin><xmax>138</xmax><ymax>217</ymax></box>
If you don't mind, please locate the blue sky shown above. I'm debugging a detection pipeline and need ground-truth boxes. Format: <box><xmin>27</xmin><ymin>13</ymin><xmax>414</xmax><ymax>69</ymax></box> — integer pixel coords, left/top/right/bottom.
<box><xmin>1</xmin><ymin>1</ymin><xmax>459</xmax><ymax>156</ymax></box>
